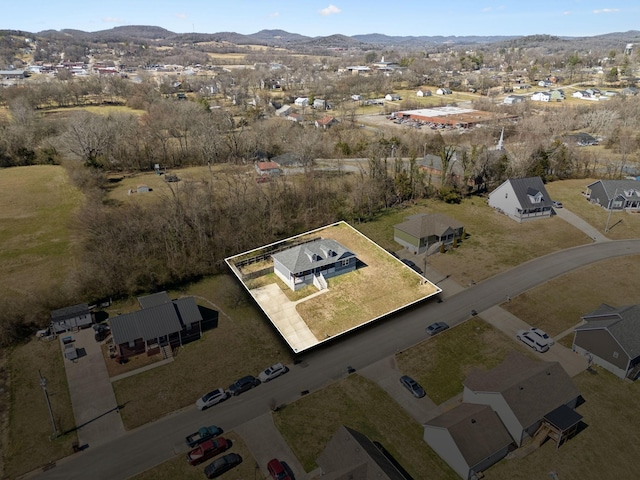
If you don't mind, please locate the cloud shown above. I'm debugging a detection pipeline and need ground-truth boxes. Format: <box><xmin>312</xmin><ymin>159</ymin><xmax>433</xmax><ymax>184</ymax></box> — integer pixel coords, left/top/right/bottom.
<box><xmin>175</xmin><ymin>13</ymin><xmax>188</xmax><ymax>19</ymax></box>
<box><xmin>268</xmin><ymin>12</ymin><xmax>280</xmax><ymax>18</ymax></box>
<box><xmin>482</xmin><ymin>7</ymin><xmax>492</xmax><ymax>12</ymax></box>
<box><xmin>563</xmin><ymin>10</ymin><xmax>571</xmax><ymax>15</ymax></box>
<box><xmin>593</xmin><ymin>8</ymin><xmax>620</xmax><ymax>14</ymax></box>
<box><xmin>319</xmin><ymin>4</ymin><xmax>341</xmax><ymax>16</ymax></box>
<box><xmin>102</xmin><ymin>17</ymin><xmax>124</xmax><ymax>24</ymax></box>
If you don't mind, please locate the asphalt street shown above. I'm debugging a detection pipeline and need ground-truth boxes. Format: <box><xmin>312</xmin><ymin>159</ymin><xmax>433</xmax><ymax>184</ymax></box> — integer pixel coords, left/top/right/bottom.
<box><xmin>28</xmin><ymin>239</ymin><xmax>640</xmax><ymax>480</ymax></box>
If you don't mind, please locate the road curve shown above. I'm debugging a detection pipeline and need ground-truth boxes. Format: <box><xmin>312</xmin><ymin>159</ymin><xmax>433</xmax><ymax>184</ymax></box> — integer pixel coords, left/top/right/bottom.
<box><xmin>29</xmin><ymin>239</ymin><xmax>640</xmax><ymax>480</ymax></box>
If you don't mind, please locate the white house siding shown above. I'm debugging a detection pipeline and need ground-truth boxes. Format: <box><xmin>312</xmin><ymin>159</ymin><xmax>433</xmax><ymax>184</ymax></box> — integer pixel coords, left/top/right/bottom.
<box><xmin>52</xmin><ymin>313</ymin><xmax>93</xmax><ymax>333</ymax></box>
<box><xmin>423</xmin><ymin>427</ymin><xmax>470</xmax><ymax>479</ymax></box>
<box><xmin>462</xmin><ymin>387</ymin><xmax>525</xmax><ymax>446</ymax></box>
<box><xmin>572</xmin><ymin>343</ymin><xmax>629</xmax><ymax>379</ymax></box>
<box><xmin>488</xmin><ymin>182</ymin><xmax>519</xmax><ymax>221</ymax></box>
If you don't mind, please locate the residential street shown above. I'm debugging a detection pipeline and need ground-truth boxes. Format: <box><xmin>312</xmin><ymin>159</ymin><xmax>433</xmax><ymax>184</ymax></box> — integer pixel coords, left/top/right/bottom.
<box><xmin>27</xmin><ymin>239</ymin><xmax>640</xmax><ymax>480</ymax></box>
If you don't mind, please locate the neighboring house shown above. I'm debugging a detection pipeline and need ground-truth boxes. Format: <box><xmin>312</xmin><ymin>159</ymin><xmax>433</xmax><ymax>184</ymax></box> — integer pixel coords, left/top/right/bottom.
<box><xmin>463</xmin><ymin>352</ymin><xmax>582</xmax><ymax>447</ymax></box>
<box><xmin>394</xmin><ymin>213</ymin><xmax>464</xmax><ymax>255</ymax></box>
<box><xmin>0</xmin><ymin>70</ymin><xmax>27</xmax><ymax>79</ymax></box>
<box><xmin>436</xmin><ymin>87</ymin><xmax>452</xmax><ymax>95</ymax></box>
<box><xmin>572</xmin><ymin>91</ymin><xmax>594</xmax><ymax>100</ymax></box>
<box><xmin>503</xmin><ymin>95</ymin><xmax>525</xmax><ymax>105</ymax></box>
<box><xmin>351</xmin><ymin>94</ymin><xmax>363</xmax><ymax>101</ymax></box>
<box><xmin>50</xmin><ymin>303</ymin><xmax>92</xmax><ymax>333</ymax></box>
<box><xmin>271</xmin><ymin>152</ymin><xmax>305</xmax><ymax>168</ymax></box>
<box><xmin>272</xmin><ymin>238</ymin><xmax>356</xmax><ymax>291</ymax></box>
<box><xmin>416</xmin><ymin>89</ymin><xmax>432</xmax><ymax>97</ymax></box>
<box><xmin>294</xmin><ymin>97</ymin><xmax>309</xmax><ymax>107</ymax></box>
<box><xmin>313</xmin><ymin>98</ymin><xmax>327</xmax><ymax>109</ymax></box>
<box><xmin>488</xmin><ymin>176</ymin><xmax>553</xmax><ymax>222</ymax></box>
<box><xmin>585</xmin><ymin>179</ymin><xmax>640</xmax><ymax>210</ymax></box>
<box><xmin>424</xmin><ymin>403</ymin><xmax>513</xmax><ymax>480</ymax></box>
<box><xmin>109</xmin><ymin>292</ymin><xmax>202</xmax><ymax>359</ymax></box>
<box><xmin>549</xmin><ymin>89</ymin><xmax>565</xmax><ymax>101</ymax></box>
<box><xmin>385</xmin><ymin>93</ymin><xmax>401</xmax><ymax>101</ymax></box>
<box><xmin>416</xmin><ymin>153</ymin><xmax>463</xmax><ymax>180</ymax></box>
<box><xmin>315</xmin><ymin>115</ymin><xmax>338</xmax><ymax>129</ymax></box>
<box><xmin>317</xmin><ymin>425</ymin><xmax>409</xmax><ymax>480</ymax></box>
<box><xmin>275</xmin><ymin>104</ymin><xmax>293</xmax><ymax>117</ymax></box>
<box><xmin>255</xmin><ymin>161</ymin><xmax>281</xmax><ymax>177</ymax></box>
<box><xmin>562</xmin><ymin>132</ymin><xmax>598</xmax><ymax>146</ymax></box>
<box><xmin>538</xmin><ymin>80</ymin><xmax>552</xmax><ymax>87</ymax></box>
<box><xmin>531</xmin><ymin>91</ymin><xmax>551</xmax><ymax>102</ymax></box>
<box><xmin>621</xmin><ymin>86</ymin><xmax>639</xmax><ymax>96</ymax></box>
<box><xmin>286</xmin><ymin>113</ymin><xmax>304</xmax><ymax>123</ymax></box>
<box><xmin>573</xmin><ymin>303</ymin><xmax>640</xmax><ymax>380</ymax></box>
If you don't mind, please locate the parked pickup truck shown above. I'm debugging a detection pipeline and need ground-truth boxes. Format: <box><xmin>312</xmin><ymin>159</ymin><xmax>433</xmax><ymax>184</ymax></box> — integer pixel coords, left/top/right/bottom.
<box><xmin>187</xmin><ymin>437</ymin><xmax>231</xmax><ymax>466</ymax></box>
<box><xmin>185</xmin><ymin>425</ymin><xmax>223</xmax><ymax>448</ymax></box>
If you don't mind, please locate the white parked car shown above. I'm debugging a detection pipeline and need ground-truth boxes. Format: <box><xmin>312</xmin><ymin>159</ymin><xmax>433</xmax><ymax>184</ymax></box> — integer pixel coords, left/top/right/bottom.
<box><xmin>196</xmin><ymin>388</ymin><xmax>229</xmax><ymax>410</ymax></box>
<box><xmin>530</xmin><ymin>327</ymin><xmax>554</xmax><ymax>346</ymax></box>
<box><xmin>258</xmin><ymin>362</ymin><xmax>289</xmax><ymax>383</ymax></box>
<box><xmin>516</xmin><ymin>329</ymin><xmax>549</xmax><ymax>353</ymax></box>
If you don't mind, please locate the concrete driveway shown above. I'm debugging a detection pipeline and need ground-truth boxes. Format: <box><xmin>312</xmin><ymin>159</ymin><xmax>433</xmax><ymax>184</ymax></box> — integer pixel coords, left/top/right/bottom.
<box><xmin>554</xmin><ymin>207</ymin><xmax>610</xmax><ymax>243</ymax></box>
<box><xmin>60</xmin><ymin>328</ymin><xmax>125</xmax><ymax>449</ymax></box>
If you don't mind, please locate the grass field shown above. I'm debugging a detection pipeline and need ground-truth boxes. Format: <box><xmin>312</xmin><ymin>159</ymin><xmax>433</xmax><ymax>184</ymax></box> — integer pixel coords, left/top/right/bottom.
<box><xmin>355</xmin><ymin>195</ymin><xmax>589</xmax><ymax>286</ymax></box>
<box><xmin>111</xmin><ymin>274</ymin><xmax>295</xmax><ymax>430</ymax></box>
<box><xmin>5</xmin><ymin>339</ymin><xmax>77</xmax><ymax>478</ymax></box>
<box><xmin>0</xmin><ymin>165</ymin><xmax>83</xmax><ymax>303</ymax></box>
<box><xmin>273</xmin><ymin>374</ymin><xmax>458</xmax><ymax>478</ymax></box>
<box><xmin>396</xmin><ymin>317</ymin><xmax>533</xmax><ymax>405</ymax></box>
<box><xmin>129</xmin><ymin>431</ymin><xmax>263</xmax><ymax>480</ymax></box>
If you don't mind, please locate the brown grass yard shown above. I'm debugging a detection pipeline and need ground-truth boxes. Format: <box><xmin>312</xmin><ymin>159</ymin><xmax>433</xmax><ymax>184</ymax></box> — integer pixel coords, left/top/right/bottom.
<box><xmin>395</xmin><ymin>317</ymin><xmax>534</xmax><ymax>405</ymax></box>
<box><xmin>355</xmin><ymin>195</ymin><xmax>590</xmax><ymax>286</ymax></box>
<box><xmin>0</xmin><ymin>165</ymin><xmax>83</xmax><ymax>303</ymax></box>
<box><xmin>129</xmin><ymin>431</ymin><xmax>262</xmax><ymax>480</ymax></box>
<box><xmin>293</xmin><ymin>223</ymin><xmax>438</xmax><ymax>338</ymax></box>
<box><xmin>488</xmin><ymin>366</ymin><xmax>640</xmax><ymax>480</ymax></box>
<box><xmin>503</xmin><ymin>255</ymin><xmax>640</xmax><ymax>337</ymax></box>
<box><xmin>5</xmin><ymin>339</ymin><xmax>77</xmax><ymax>478</ymax></box>
<box><xmin>273</xmin><ymin>374</ymin><xmax>457</xmax><ymax>478</ymax></box>
<box><xmin>112</xmin><ymin>274</ymin><xmax>294</xmax><ymax>430</ymax></box>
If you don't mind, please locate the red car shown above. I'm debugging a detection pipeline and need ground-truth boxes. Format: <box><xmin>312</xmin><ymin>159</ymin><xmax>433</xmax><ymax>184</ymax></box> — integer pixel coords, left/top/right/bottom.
<box><xmin>186</xmin><ymin>437</ymin><xmax>231</xmax><ymax>466</ymax></box>
<box><xmin>267</xmin><ymin>458</ymin><xmax>292</xmax><ymax>480</ymax></box>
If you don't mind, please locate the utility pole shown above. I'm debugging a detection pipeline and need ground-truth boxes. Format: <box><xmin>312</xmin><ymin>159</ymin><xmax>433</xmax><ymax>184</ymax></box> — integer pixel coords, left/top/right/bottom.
<box><xmin>605</xmin><ymin>189</ymin><xmax>619</xmax><ymax>233</ymax></box>
<box><xmin>39</xmin><ymin>370</ymin><xmax>58</xmax><ymax>439</ymax></box>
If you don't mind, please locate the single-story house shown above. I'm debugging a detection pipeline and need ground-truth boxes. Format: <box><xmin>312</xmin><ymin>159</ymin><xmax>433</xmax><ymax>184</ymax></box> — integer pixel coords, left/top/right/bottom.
<box><xmin>50</xmin><ymin>303</ymin><xmax>92</xmax><ymax>333</ymax></box>
<box><xmin>562</xmin><ymin>132</ymin><xmax>598</xmax><ymax>147</ymax></box>
<box><xmin>416</xmin><ymin>89</ymin><xmax>432</xmax><ymax>97</ymax></box>
<box><xmin>385</xmin><ymin>93</ymin><xmax>401</xmax><ymax>101</ymax></box>
<box><xmin>503</xmin><ymin>95</ymin><xmax>525</xmax><ymax>105</ymax></box>
<box><xmin>315</xmin><ymin>116</ymin><xmax>338</xmax><ymax>129</ymax></box>
<box><xmin>463</xmin><ymin>352</ymin><xmax>582</xmax><ymax>447</ymax></box>
<box><xmin>294</xmin><ymin>97</ymin><xmax>309</xmax><ymax>107</ymax></box>
<box><xmin>313</xmin><ymin>98</ymin><xmax>327</xmax><ymax>109</ymax></box>
<box><xmin>394</xmin><ymin>213</ymin><xmax>464</xmax><ymax>255</ymax></box>
<box><xmin>272</xmin><ymin>238</ymin><xmax>357</xmax><ymax>291</ymax></box>
<box><xmin>531</xmin><ymin>91</ymin><xmax>551</xmax><ymax>102</ymax></box>
<box><xmin>488</xmin><ymin>176</ymin><xmax>553</xmax><ymax>222</ymax></box>
<box><xmin>585</xmin><ymin>179</ymin><xmax>640</xmax><ymax>210</ymax></box>
<box><xmin>621</xmin><ymin>86</ymin><xmax>639</xmax><ymax>96</ymax></box>
<box><xmin>351</xmin><ymin>94</ymin><xmax>363</xmax><ymax>101</ymax></box>
<box><xmin>271</xmin><ymin>152</ymin><xmax>305</xmax><ymax>168</ymax></box>
<box><xmin>436</xmin><ymin>87</ymin><xmax>452</xmax><ymax>95</ymax></box>
<box><xmin>317</xmin><ymin>425</ymin><xmax>409</xmax><ymax>480</ymax></box>
<box><xmin>286</xmin><ymin>113</ymin><xmax>304</xmax><ymax>123</ymax></box>
<box><xmin>424</xmin><ymin>403</ymin><xmax>513</xmax><ymax>480</ymax></box>
<box><xmin>275</xmin><ymin>104</ymin><xmax>293</xmax><ymax>117</ymax></box>
<box><xmin>0</xmin><ymin>70</ymin><xmax>27</xmax><ymax>79</ymax></box>
<box><xmin>255</xmin><ymin>161</ymin><xmax>281</xmax><ymax>177</ymax></box>
<box><xmin>549</xmin><ymin>89</ymin><xmax>565</xmax><ymax>101</ymax></box>
<box><xmin>573</xmin><ymin>303</ymin><xmax>640</xmax><ymax>380</ymax></box>
<box><xmin>109</xmin><ymin>292</ymin><xmax>202</xmax><ymax>359</ymax></box>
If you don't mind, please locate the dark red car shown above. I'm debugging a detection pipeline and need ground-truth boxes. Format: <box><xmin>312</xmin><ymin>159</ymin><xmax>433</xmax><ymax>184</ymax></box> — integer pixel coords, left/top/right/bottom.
<box><xmin>267</xmin><ymin>458</ymin><xmax>292</xmax><ymax>480</ymax></box>
<box><xmin>186</xmin><ymin>437</ymin><xmax>231</xmax><ymax>466</ymax></box>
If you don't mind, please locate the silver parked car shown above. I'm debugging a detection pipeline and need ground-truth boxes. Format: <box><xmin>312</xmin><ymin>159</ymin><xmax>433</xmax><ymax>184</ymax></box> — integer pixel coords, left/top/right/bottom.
<box><xmin>516</xmin><ymin>329</ymin><xmax>549</xmax><ymax>353</ymax></box>
<box><xmin>196</xmin><ymin>388</ymin><xmax>229</xmax><ymax>410</ymax></box>
<box><xmin>258</xmin><ymin>362</ymin><xmax>289</xmax><ymax>383</ymax></box>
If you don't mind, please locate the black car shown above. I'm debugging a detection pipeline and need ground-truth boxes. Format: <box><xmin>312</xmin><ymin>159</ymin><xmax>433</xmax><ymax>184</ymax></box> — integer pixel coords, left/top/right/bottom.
<box><xmin>228</xmin><ymin>375</ymin><xmax>261</xmax><ymax>396</ymax></box>
<box><xmin>204</xmin><ymin>453</ymin><xmax>243</xmax><ymax>479</ymax></box>
<box><xmin>400</xmin><ymin>375</ymin><xmax>426</xmax><ymax>398</ymax></box>
<box><xmin>426</xmin><ymin>321</ymin><xmax>449</xmax><ymax>336</ymax></box>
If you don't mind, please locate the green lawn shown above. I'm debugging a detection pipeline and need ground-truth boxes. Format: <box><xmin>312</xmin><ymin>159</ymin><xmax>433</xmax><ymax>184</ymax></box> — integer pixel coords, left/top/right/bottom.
<box><xmin>274</xmin><ymin>374</ymin><xmax>458</xmax><ymax>478</ymax></box>
<box><xmin>5</xmin><ymin>339</ymin><xmax>77</xmax><ymax>478</ymax></box>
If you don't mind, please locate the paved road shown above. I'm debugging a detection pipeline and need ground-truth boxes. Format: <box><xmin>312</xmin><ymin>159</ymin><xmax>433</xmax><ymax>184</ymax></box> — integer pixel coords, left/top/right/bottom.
<box><xmin>29</xmin><ymin>239</ymin><xmax>640</xmax><ymax>480</ymax></box>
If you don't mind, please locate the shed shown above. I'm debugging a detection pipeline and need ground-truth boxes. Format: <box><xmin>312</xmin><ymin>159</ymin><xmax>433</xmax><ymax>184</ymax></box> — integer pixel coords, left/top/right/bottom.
<box><xmin>51</xmin><ymin>304</ymin><xmax>92</xmax><ymax>333</ymax></box>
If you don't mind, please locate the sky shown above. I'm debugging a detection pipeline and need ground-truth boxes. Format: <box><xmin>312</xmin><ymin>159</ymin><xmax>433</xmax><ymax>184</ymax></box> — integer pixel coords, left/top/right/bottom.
<box><xmin>4</xmin><ymin>1</ymin><xmax>640</xmax><ymax>38</ymax></box>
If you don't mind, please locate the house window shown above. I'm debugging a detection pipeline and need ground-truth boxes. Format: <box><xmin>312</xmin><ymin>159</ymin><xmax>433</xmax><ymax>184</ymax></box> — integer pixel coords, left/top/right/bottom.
<box><xmin>129</xmin><ymin>341</ymin><xmax>135</xmax><ymax>348</ymax></box>
<box><xmin>341</xmin><ymin>259</ymin><xmax>350</xmax><ymax>267</ymax></box>
<box><xmin>613</xmin><ymin>351</ymin><xmax>619</xmax><ymax>359</ymax></box>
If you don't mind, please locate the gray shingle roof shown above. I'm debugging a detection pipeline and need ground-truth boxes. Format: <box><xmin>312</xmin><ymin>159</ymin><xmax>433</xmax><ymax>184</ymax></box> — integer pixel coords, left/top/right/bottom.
<box><xmin>507</xmin><ymin>177</ymin><xmax>552</xmax><ymax>209</ymax></box>
<box><xmin>51</xmin><ymin>303</ymin><xmax>90</xmax><ymax>322</ymax></box>
<box><xmin>426</xmin><ymin>403</ymin><xmax>513</xmax><ymax>467</ymax></box>
<box><xmin>272</xmin><ymin>239</ymin><xmax>355</xmax><ymax>275</ymax></box>
<box><xmin>586</xmin><ymin>179</ymin><xmax>640</xmax><ymax>201</ymax></box>
<box><xmin>394</xmin><ymin>213</ymin><xmax>463</xmax><ymax>239</ymax></box>
<box><xmin>578</xmin><ymin>304</ymin><xmax>640</xmax><ymax>359</ymax></box>
<box><xmin>464</xmin><ymin>352</ymin><xmax>580</xmax><ymax>429</ymax></box>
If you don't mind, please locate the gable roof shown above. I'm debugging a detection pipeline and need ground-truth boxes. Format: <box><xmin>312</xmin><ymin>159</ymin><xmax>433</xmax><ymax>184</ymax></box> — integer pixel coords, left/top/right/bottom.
<box><xmin>51</xmin><ymin>303</ymin><xmax>90</xmax><ymax>322</ymax></box>
<box><xmin>586</xmin><ymin>179</ymin><xmax>640</xmax><ymax>201</ymax></box>
<box><xmin>464</xmin><ymin>352</ymin><xmax>580</xmax><ymax>429</ymax></box>
<box><xmin>317</xmin><ymin>425</ymin><xmax>408</xmax><ymax>480</ymax></box>
<box><xmin>316</xmin><ymin>115</ymin><xmax>337</xmax><ymax>126</ymax></box>
<box><xmin>425</xmin><ymin>403</ymin><xmax>513</xmax><ymax>468</ymax></box>
<box><xmin>394</xmin><ymin>213</ymin><xmax>463</xmax><ymax>239</ymax></box>
<box><xmin>257</xmin><ymin>161</ymin><xmax>280</xmax><ymax>171</ymax></box>
<box><xmin>109</xmin><ymin>296</ymin><xmax>201</xmax><ymax>344</ymax></box>
<box><xmin>272</xmin><ymin>238</ymin><xmax>355</xmax><ymax>275</ymax></box>
<box><xmin>577</xmin><ymin>304</ymin><xmax>640</xmax><ymax>360</ymax></box>
<box><xmin>138</xmin><ymin>291</ymin><xmax>171</xmax><ymax>309</ymax></box>
<box><xmin>501</xmin><ymin>176</ymin><xmax>552</xmax><ymax>209</ymax></box>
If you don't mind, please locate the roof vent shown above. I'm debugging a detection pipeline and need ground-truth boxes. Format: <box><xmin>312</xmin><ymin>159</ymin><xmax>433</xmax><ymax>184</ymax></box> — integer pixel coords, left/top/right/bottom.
<box><xmin>471</xmin><ymin>419</ymin><xmax>477</xmax><ymax>424</ymax></box>
<box><xmin>519</xmin><ymin>386</ymin><xmax>524</xmax><ymax>390</ymax></box>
